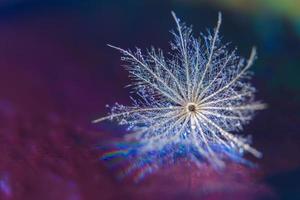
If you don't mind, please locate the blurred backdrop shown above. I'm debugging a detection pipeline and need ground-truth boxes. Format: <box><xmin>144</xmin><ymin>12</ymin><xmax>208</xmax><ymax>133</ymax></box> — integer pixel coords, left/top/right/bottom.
<box><xmin>0</xmin><ymin>0</ymin><xmax>299</xmax><ymax>199</ymax></box>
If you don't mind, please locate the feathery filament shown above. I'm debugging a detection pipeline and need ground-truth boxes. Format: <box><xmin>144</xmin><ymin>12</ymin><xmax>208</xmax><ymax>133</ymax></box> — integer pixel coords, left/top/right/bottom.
<box><xmin>95</xmin><ymin>12</ymin><xmax>266</xmax><ymax>173</ymax></box>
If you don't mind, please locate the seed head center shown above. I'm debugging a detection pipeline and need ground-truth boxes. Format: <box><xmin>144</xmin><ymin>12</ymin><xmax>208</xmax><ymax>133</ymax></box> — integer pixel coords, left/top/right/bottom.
<box><xmin>186</xmin><ymin>103</ymin><xmax>197</xmax><ymax>113</ymax></box>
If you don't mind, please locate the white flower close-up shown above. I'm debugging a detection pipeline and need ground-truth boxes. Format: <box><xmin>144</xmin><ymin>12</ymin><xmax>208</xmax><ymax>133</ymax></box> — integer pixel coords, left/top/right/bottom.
<box><xmin>94</xmin><ymin>12</ymin><xmax>266</xmax><ymax>168</ymax></box>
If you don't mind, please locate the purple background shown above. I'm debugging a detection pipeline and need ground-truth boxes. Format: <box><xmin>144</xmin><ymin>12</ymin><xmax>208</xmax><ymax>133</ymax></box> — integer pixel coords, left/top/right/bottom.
<box><xmin>0</xmin><ymin>1</ymin><xmax>299</xmax><ymax>199</ymax></box>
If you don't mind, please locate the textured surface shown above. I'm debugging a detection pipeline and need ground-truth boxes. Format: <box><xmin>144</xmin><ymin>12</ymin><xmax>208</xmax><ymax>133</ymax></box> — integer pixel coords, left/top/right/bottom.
<box><xmin>0</xmin><ymin>0</ymin><xmax>299</xmax><ymax>199</ymax></box>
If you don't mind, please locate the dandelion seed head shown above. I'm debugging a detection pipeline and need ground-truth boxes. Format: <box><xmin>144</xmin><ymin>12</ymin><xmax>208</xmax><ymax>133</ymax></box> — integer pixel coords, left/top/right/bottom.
<box><xmin>95</xmin><ymin>12</ymin><xmax>266</xmax><ymax>172</ymax></box>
